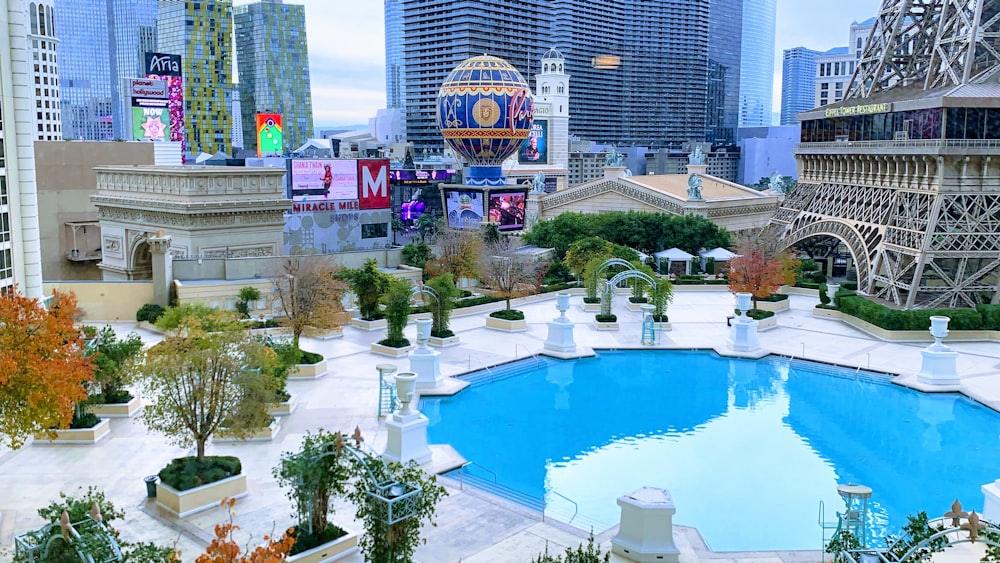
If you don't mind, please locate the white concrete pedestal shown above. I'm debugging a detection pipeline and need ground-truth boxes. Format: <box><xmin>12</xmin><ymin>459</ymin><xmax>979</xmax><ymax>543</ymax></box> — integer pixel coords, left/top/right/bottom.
<box><xmin>727</xmin><ymin>318</ymin><xmax>760</xmax><ymax>353</ymax></box>
<box><xmin>917</xmin><ymin>345</ymin><xmax>959</xmax><ymax>386</ymax></box>
<box><xmin>983</xmin><ymin>479</ymin><xmax>1000</xmax><ymax>523</ymax></box>
<box><xmin>383</xmin><ymin>411</ymin><xmax>432</xmax><ymax>465</ymax></box>
<box><xmin>544</xmin><ymin>320</ymin><xmax>576</xmax><ymax>354</ymax></box>
<box><xmin>410</xmin><ymin>347</ymin><xmax>443</xmax><ymax>389</ymax></box>
<box><xmin>611</xmin><ymin>487</ymin><xmax>680</xmax><ymax>563</ymax></box>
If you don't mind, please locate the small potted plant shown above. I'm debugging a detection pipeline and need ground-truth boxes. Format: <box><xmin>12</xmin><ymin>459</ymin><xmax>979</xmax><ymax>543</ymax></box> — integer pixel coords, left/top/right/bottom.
<box><xmin>425</xmin><ymin>273</ymin><xmax>460</xmax><ymax>347</ymax></box>
<box><xmin>86</xmin><ymin>326</ymin><xmax>145</xmax><ymax>418</ymax></box>
<box><xmin>371</xmin><ymin>278</ymin><xmax>416</xmax><ymax>357</ymax></box>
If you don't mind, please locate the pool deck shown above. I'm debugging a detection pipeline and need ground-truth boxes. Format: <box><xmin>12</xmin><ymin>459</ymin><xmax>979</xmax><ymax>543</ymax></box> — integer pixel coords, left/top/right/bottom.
<box><xmin>1</xmin><ymin>290</ymin><xmax>998</xmax><ymax>562</ymax></box>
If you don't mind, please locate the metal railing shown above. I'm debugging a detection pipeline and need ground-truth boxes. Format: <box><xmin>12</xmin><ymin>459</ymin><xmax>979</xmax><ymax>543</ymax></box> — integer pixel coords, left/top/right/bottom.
<box><xmin>515</xmin><ymin>343</ymin><xmax>541</xmax><ymax>365</ymax></box>
<box><xmin>466</xmin><ymin>355</ymin><xmax>496</xmax><ymax>383</ymax></box>
<box><xmin>545</xmin><ymin>490</ymin><xmax>579</xmax><ymax>524</ymax></box>
<box><xmin>798</xmin><ymin>138</ymin><xmax>1000</xmax><ymax>150</ymax></box>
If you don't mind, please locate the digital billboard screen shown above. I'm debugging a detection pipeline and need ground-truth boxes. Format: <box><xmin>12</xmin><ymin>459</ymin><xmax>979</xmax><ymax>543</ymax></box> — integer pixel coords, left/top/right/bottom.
<box><xmin>131</xmin><ymin>102</ymin><xmax>170</xmax><ymax>141</ymax></box>
<box><xmin>291</xmin><ymin>159</ymin><xmax>358</xmax><ymax>200</ymax></box>
<box><xmin>256</xmin><ymin>113</ymin><xmax>283</xmax><ymax>157</ymax></box>
<box><xmin>488</xmin><ymin>190</ymin><xmax>527</xmax><ymax>231</ymax></box>
<box><xmin>518</xmin><ymin>120</ymin><xmax>548</xmax><ymax>164</ymax></box>
<box><xmin>444</xmin><ymin>189</ymin><xmax>485</xmax><ymax>229</ymax></box>
<box><xmin>390</xmin><ymin>169</ymin><xmax>458</xmax><ymax>184</ymax></box>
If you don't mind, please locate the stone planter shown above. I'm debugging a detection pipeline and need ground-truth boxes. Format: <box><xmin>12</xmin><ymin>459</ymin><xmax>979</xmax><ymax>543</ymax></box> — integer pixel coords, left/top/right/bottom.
<box><xmin>88</xmin><ymin>397</ymin><xmax>142</xmax><ymax>418</ymax></box>
<box><xmin>486</xmin><ymin>315</ymin><xmax>528</xmax><ymax>332</ymax></box>
<box><xmin>289</xmin><ymin>359</ymin><xmax>328</xmax><ymax>380</ymax></box>
<box><xmin>266</xmin><ymin>397</ymin><xmax>297</xmax><ymax>417</ymax></box>
<box><xmin>593</xmin><ymin>320</ymin><xmax>620</xmax><ymax>331</ymax></box>
<box><xmin>653</xmin><ymin>322</ymin><xmax>672</xmax><ymax>331</ymax></box>
<box><xmin>370</xmin><ymin>342</ymin><xmax>415</xmax><ymax>357</ymax></box>
<box><xmin>755</xmin><ymin>299</ymin><xmax>790</xmax><ymax>313</ymax></box>
<box><xmin>428</xmin><ymin>334</ymin><xmax>460</xmax><ymax>347</ymax></box>
<box><xmin>350</xmin><ymin>317</ymin><xmax>387</xmax><ymax>332</ymax></box>
<box><xmin>155</xmin><ymin>474</ymin><xmax>248</xmax><ymax>518</ymax></box>
<box><xmin>303</xmin><ymin>326</ymin><xmax>343</xmax><ymax>340</ymax></box>
<box><xmin>286</xmin><ymin>529</ymin><xmax>359</xmax><ymax>563</ymax></box>
<box><xmin>35</xmin><ymin>418</ymin><xmax>111</xmax><ymax>445</ymax></box>
<box><xmin>215</xmin><ymin>418</ymin><xmax>281</xmax><ymax>443</ymax></box>
<box><xmin>581</xmin><ymin>301</ymin><xmax>601</xmax><ymax>312</ymax></box>
<box><xmin>625</xmin><ymin>300</ymin><xmax>650</xmax><ymax>312</ymax></box>
<box><xmin>813</xmin><ymin>307</ymin><xmax>841</xmax><ymax>319</ymax></box>
<box><xmin>757</xmin><ymin>316</ymin><xmax>778</xmax><ymax>330</ymax></box>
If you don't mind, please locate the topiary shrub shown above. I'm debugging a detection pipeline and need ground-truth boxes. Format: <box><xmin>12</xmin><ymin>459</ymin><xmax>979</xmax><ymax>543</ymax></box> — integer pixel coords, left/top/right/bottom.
<box><xmin>595</xmin><ymin>314</ymin><xmax>617</xmax><ymax>323</ymax></box>
<box><xmin>818</xmin><ymin>283</ymin><xmax>831</xmax><ymax>305</ymax></box>
<box><xmin>136</xmin><ymin>303</ymin><xmax>165</xmax><ymax>323</ymax></box>
<box><xmin>299</xmin><ymin>350</ymin><xmax>324</xmax><ymax>365</ymax></box>
<box><xmin>979</xmin><ymin>304</ymin><xmax>1000</xmax><ymax>330</ymax></box>
<box><xmin>158</xmin><ymin>456</ymin><xmax>242</xmax><ymax>491</ymax></box>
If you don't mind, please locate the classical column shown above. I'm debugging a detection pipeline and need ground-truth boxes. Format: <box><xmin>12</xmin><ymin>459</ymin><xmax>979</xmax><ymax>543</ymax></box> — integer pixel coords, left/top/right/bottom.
<box><xmin>147</xmin><ymin>230</ymin><xmax>173</xmax><ymax>307</ymax></box>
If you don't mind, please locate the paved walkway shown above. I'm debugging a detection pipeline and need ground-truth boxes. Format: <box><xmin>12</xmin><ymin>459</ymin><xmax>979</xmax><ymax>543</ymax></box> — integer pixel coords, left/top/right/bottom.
<box><xmin>1</xmin><ymin>290</ymin><xmax>998</xmax><ymax>563</ymax></box>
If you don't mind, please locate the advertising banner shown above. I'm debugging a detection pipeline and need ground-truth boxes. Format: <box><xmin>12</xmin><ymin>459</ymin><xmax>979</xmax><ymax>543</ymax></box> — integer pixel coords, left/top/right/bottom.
<box><xmin>389</xmin><ymin>169</ymin><xmax>458</xmax><ymax>184</ymax></box>
<box><xmin>444</xmin><ymin>189</ymin><xmax>485</xmax><ymax>229</ymax></box>
<box><xmin>358</xmin><ymin>159</ymin><xmax>390</xmax><ymax>210</ymax></box>
<box><xmin>519</xmin><ymin>119</ymin><xmax>548</xmax><ymax>164</ymax></box>
<box><xmin>290</xmin><ymin>159</ymin><xmax>358</xmax><ymax>200</ymax></box>
<box><xmin>145</xmin><ymin>52</ymin><xmax>184</xmax><ymax>155</ymax></box>
<box><xmin>131</xmin><ymin>103</ymin><xmax>170</xmax><ymax>141</ymax></box>
<box><xmin>488</xmin><ymin>190</ymin><xmax>527</xmax><ymax>231</ymax></box>
<box><xmin>256</xmin><ymin>113</ymin><xmax>283</xmax><ymax>157</ymax></box>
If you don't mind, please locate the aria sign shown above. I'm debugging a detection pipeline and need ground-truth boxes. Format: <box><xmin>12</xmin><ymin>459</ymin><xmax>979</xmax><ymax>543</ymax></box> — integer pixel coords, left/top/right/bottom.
<box><xmin>144</xmin><ymin>52</ymin><xmax>182</xmax><ymax>77</ymax></box>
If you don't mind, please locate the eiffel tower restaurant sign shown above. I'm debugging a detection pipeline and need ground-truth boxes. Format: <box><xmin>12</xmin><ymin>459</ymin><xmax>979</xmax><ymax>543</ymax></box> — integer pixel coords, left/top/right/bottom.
<box><xmin>824</xmin><ymin>102</ymin><xmax>892</xmax><ymax>118</ymax></box>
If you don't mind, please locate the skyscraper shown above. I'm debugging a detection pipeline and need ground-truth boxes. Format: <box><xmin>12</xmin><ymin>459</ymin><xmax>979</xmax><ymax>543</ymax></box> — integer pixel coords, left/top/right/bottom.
<box><xmin>54</xmin><ymin>0</ymin><xmax>157</xmax><ymax>141</ymax></box>
<box><xmin>707</xmin><ymin>0</ymin><xmax>742</xmax><ymax>144</ymax></box>
<box><xmin>738</xmin><ymin>0</ymin><xmax>776</xmax><ymax>127</ymax></box>
<box><xmin>27</xmin><ymin>0</ymin><xmax>62</xmax><ymax>140</ymax></box>
<box><xmin>384</xmin><ymin>0</ymin><xmax>404</xmax><ymax>110</ymax></box>
<box><xmin>1</xmin><ymin>0</ymin><xmax>45</xmax><ymax>298</ymax></box>
<box><xmin>158</xmin><ymin>0</ymin><xmax>233</xmax><ymax>155</ymax></box>
<box><xmin>234</xmin><ymin>0</ymin><xmax>313</xmax><ymax>154</ymax></box>
<box><xmin>780</xmin><ymin>47</ymin><xmax>819</xmax><ymax>124</ymax></box>
<box><xmin>395</xmin><ymin>0</ymin><xmax>719</xmax><ymax>153</ymax></box>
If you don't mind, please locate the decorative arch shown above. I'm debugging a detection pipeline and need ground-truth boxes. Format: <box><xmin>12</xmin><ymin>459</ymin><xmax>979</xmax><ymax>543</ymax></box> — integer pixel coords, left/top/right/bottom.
<box><xmin>543</xmin><ymin>63</ymin><xmax>549</xmax><ymax>72</ymax></box>
<box><xmin>127</xmin><ymin>232</ymin><xmax>153</xmax><ymax>280</ymax></box>
<box><xmin>779</xmin><ymin>219</ymin><xmax>872</xmax><ymax>293</ymax></box>
<box><xmin>30</xmin><ymin>3</ymin><xmax>37</xmax><ymax>33</ymax></box>
<box><xmin>557</xmin><ymin>82</ymin><xmax>565</xmax><ymax>94</ymax></box>
<box><xmin>602</xmin><ymin>269</ymin><xmax>658</xmax><ymax>316</ymax></box>
<box><xmin>38</xmin><ymin>4</ymin><xmax>46</xmax><ymax>35</ymax></box>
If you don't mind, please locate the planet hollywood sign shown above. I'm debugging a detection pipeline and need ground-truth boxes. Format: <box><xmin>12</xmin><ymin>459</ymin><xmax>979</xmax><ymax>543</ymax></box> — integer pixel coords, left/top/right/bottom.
<box><xmin>508</xmin><ymin>88</ymin><xmax>534</xmax><ymax>132</ymax></box>
<box><xmin>128</xmin><ymin>78</ymin><xmax>167</xmax><ymax>99</ymax></box>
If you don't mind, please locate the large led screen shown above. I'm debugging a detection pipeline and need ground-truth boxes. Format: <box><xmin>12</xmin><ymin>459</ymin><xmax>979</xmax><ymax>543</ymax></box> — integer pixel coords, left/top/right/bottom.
<box><xmin>444</xmin><ymin>189</ymin><xmax>485</xmax><ymax>229</ymax></box>
<box><xmin>518</xmin><ymin>120</ymin><xmax>548</xmax><ymax>164</ymax></box>
<box><xmin>131</xmin><ymin>102</ymin><xmax>170</xmax><ymax>141</ymax></box>
<box><xmin>488</xmin><ymin>190</ymin><xmax>527</xmax><ymax>231</ymax></box>
<box><xmin>291</xmin><ymin>159</ymin><xmax>358</xmax><ymax>200</ymax></box>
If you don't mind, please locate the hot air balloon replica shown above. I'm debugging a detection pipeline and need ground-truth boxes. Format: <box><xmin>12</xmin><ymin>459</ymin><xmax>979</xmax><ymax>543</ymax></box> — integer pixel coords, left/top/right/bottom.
<box><xmin>437</xmin><ymin>54</ymin><xmax>534</xmax><ymax>230</ymax></box>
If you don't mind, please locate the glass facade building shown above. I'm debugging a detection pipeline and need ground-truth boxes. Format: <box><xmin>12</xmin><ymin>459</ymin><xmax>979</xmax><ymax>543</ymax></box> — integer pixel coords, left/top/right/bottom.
<box><xmin>235</xmin><ymin>0</ymin><xmax>313</xmax><ymax>154</ymax></box>
<box><xmin>738</xmin><ymin>0</ymin><xmax>776</xmax><ymax>127</ymax></box>
<box><xmin>158</xmin><ymin>0</ymin><xmax>233</xmax><ymax>155</ymax></box>
<box><xmin>385</xmin><ymin>0</ymin><xmax>404</xmax><ymax>109</ymax></box>
<box><xmin>28</xmin><ymin>0</ymin><xmax>62</xmax><ymax>140</ymax></box>
<box><xmin>707</xmin><ymin>0</ymin><xmax>741</xmax><ymax>144</ymax></box>
<box><xmin>395</xmin><ymin>0</ymin><xmax>723</xmax><ymax>152</ymax></box>
<box><xmin>780</xmin><ymin>47</ymin><xmax>819</xmax><ymax>125</ymax></box>
<box><xmin>54</xmin><ymin>0</ymin><xmax>156</xmax><ymax>141</ymax></box>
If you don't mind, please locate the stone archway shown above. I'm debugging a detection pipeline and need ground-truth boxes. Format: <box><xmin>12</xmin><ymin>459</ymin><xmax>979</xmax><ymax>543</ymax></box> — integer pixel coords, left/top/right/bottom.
<box><xmin>128</xmin><ymin>236</ymin><xmax>152</xmax><ymax>280</ymax></box>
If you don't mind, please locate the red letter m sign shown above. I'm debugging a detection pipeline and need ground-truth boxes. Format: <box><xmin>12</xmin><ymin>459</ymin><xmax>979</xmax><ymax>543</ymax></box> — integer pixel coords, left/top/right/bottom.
<box><xmin>358</xmin><ymin>159</ymin><xmax>389</xmax><ymax>209</ymax></box>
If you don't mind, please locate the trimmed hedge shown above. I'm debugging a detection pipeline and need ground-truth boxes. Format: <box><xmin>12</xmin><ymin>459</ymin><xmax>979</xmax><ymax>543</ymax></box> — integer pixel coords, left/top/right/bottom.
<box><xmin>159</xmin><ymin>456</ymin><xmax>241</xmax><ymax>491</ymax></box>
<box><xmin>136</xmin><ymin>303</ymin><xmax>165</xmax><ymax>323</ymax></box>
<box><xmin>540</xmin><ymin>281</ymin><xmax>582</xmax><ymax>294</ymax></box>
<box><xmin>595</xmin><ymin>314</ymin><xmax>617</xmax><ymax>322</ymax></box>
<box><xmin>835</xmin><ymin>293</ymin><xmax>999</xmax><ymax>331</ymax></box>
<box><xmin>735</xmin><ymin>309</ymin><xmax>775</xmax><ymax>320</ymax></box>
<box><xmin>299</xmin><ymin>350</ymin><xmax>324</xmax><ymax>365</ymax></box>
<box><xmin>794</xmin><ymin>281</ymin><xmax>822</xmax><ymax>290</ymax></box>
<box><xmin>756</xmin><ymin>293</ymin><xmax>789</xmax><ymax>302</ymax></box>
<box><xmin>490</xmin><ymin>309</ymin><xmax>525</xmax><ymax>321</ymax></box>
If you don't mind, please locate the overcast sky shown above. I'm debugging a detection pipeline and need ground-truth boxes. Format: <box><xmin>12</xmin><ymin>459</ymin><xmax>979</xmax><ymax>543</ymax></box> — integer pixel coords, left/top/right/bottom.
<box><xmin>234</xmin><ymin>0</ymin><xmax>881</xmax><ymax>127</ymax></box>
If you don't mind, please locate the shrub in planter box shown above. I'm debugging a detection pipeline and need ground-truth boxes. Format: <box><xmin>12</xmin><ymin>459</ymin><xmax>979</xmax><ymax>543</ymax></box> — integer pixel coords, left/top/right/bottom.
<box><xmin>491</xmin><ymin>309</ymin><xmax>525</xmax><ymax>321</ymax></box>
<box><xmin>379</xmin><ymin>277</ymin><xmax>414</xmax><ymax>349</ymax></box>
<box><xmin>731</xmin><ymin>308</ymin><xmax>775</xmax><ymax>321</ymax></box>
<box><xmin>159</xmin><ymin>456</ymin><xmax>242</xmax><ymax>491</ymax></box>
<box><xmin>595</xmin><ymin>314</ymin><xmax>617</xmax><ymax>323</ymax></box>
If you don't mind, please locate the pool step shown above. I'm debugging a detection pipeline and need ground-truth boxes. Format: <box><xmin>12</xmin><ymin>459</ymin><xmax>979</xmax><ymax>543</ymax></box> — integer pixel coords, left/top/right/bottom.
<box><xmin>450</xmin><ymin>469</ymin><xmax>544</xmax><ymax>512</ymax></box>
<box><xmin>783</xmin><ymin>358</ymin><xmax>892</xmax><ymax>385</ymax></box>
<box><xmin>460</xmin><ymin>356</ymin><xmax>560</xmax><ymax>387</ymax></box>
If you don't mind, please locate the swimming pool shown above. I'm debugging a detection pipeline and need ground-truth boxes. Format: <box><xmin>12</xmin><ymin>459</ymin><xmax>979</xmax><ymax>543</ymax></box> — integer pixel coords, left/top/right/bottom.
<box><xmin>421</xmin><ymin>349</ymin><xmax>1000</xmax><ymax>552</ymax></box>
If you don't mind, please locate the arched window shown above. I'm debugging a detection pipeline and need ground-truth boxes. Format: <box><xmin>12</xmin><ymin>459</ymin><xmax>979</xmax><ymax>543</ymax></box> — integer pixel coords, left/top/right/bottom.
<box><xmin>29</xmin><ymin>3</ymin><xmax>37</xmax><ymax>34</ymax></box>
<box><xmin>543</xmin><ymin>63</ymin><xmax>549</xmax><ymax>73</ymax></box>
<box><xmin>47</xmin><ymin>7</ymin><xmax>54</xmax><ymax>36</ymax></box>
<box><xmin>541</xmin><ymin>85</ymin><xmax>549</xmax><ymax>95</ymax></box>
<box><xmin>557</xmin><ymin>82</ymin><xmax>565</xmax><ymax>94</ymax></box>
<box><xmin>38</xmin><ymin>4</ymin><xmax>46</xmax><ymax>35</ymax></box>
<box><xmin>558</xmin><ymin>64</ymin><xmax>563</xmax><ymax>72</ymax></box>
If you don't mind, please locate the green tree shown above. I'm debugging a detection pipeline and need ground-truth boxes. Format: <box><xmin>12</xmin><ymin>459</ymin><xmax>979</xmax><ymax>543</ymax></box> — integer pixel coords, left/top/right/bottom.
<box><xmin>651</xmin><ymin>278</ymin><xmax>674</xmax><ymax>322</ymax></box>
<box><xmin>234</xmin><ymin>286</ymin><xmax>261</xmax><ymax>319</ymax></box>
<box><xmin>155</xmin><ymin>302</ymin><xmax>236</xmax><ymax>332</ymax></box>
<box><xmin>414</xmin><ymin>213</ymin><xmax>440</xmax><ymax>242</ymax></box>
<box><xmin>90</xmin><ymin>326</ymin><xmax>144</xmax><ymax>404</ymax></box>
<box><xmin>522</xmin><ymin>212</ymin><xmax>594</xmax><ymax>257</ymax></box>
<box><xmin>138</xmin><ymin>311</ymin><xmax>280</xmax><ymax>460</ymax></box>
<box><xmin>381</xmin><ymin>277</ymin><xmax>414</xmax><ymax>347</ymax></box>
<box><xmin>425</xmin><ymin>273</ymin><xmax>460</xmax><ymax>338</ymax></box>
<box><xmin>340</xmin><ymin>259</ymin><xmax>391</xmax><ymax>321</ymax></box>
<box><xmin>401</xmin><ymin>241</ymin><xmax>433</xmax><ymax>269</ymax></box>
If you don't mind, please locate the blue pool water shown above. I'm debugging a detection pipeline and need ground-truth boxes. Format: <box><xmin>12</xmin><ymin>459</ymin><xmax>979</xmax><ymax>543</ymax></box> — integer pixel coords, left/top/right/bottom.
<box><xmin>421</xmin><ymin>350</ymin><xmax>1000</xmax><ymax>552</ymax></box>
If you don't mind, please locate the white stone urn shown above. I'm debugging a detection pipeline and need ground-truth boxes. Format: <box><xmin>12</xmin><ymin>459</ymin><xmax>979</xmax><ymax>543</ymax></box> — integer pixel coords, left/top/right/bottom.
<box><xmin>826</xmin><ymin>283</ymin><xmax>840</xmax><ymax>302</ymax></box>
<box><xmin>555</xmin><ymin>293</ymin><xmax>571</xmax><ymax>321</ymax></box>
<box><xmin>735</xmin><ymin>292</ymin><xmax>752</xmax><ymax>318</ymax></box>
<box><xmin>929</xmin><ymin>316</ymin><xmax>950</xmax><ymax>350</ymax></box>
<box><xmin>394</xmin><ymin>371</ymin><xmax>418</xmax><ymax>415</ymax></box>
<box><xmin>415</xmin><ymin>317</ymin><xmax>432</xmax><ymax>349</ymax></box>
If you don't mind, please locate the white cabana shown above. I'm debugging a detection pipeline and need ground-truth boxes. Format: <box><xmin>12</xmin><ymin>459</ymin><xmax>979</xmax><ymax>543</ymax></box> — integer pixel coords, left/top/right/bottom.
<box><xmin>699</xmin><ymin>247</ymin><xmax>739</xmax><ymax>274</ymax></box>
<box><xmin>654</xmin><ymin>247</ymin><xmax>695</xmax><ymax>275</ymax></box>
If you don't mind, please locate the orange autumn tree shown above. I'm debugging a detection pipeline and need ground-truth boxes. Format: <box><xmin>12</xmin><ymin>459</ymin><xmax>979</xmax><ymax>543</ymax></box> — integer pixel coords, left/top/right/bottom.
<box><xmin>196</xmin><ymin>498</ymin><xmax>295</xmax><ymax>563</ymax></box>
<box><xmin>727</xmin><ymin>237</ymin><xmax>799</xmax><ymax>311</ymax></box>
<box><xmin>0</xmin><ymin>288</ymin><xmax>95</xmax><ymax>448</ymax></box>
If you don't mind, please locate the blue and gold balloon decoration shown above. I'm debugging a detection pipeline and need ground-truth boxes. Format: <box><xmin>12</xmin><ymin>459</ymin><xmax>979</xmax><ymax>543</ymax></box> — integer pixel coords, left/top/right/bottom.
<box><xmin>437</xmin><ymin>54</ymin><xmax>534</xmax><ymax>186</ymax></box>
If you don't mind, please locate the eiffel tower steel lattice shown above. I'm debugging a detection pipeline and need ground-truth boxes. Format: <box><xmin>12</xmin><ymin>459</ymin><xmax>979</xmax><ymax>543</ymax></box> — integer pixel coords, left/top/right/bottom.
<box><xmin>771</xmin><ymin>0</ymin><xmax>1000</xmax><ymax>309</ymax></box>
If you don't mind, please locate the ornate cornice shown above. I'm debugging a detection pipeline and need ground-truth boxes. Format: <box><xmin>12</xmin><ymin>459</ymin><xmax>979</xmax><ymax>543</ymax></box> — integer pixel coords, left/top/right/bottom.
<box><xmin>541</xmin><ymin>180</ymin><xmax>684</xmax><ymax>215</ymax></box>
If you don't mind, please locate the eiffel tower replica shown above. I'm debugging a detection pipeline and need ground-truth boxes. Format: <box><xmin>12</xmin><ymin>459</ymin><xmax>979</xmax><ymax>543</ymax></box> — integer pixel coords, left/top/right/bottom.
<box><xmin>771</xmin><ymin>0</ymin><xmax>1000</xmax><ymax>309</ymax></box>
